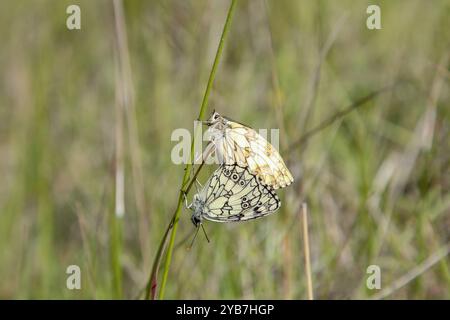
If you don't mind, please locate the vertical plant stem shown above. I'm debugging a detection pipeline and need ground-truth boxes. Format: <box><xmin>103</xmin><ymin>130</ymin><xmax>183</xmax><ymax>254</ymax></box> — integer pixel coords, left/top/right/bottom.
<box><xmin>301</xmin><ymin>203</ymin><xmax>314</xmax><ymax>300</ymax></box>
<box><xmin>113</xmin><ymin>0</ymin><xmax>150</xmax><ymax>264</ymax></box>
<box><xmin>110</xmin><ymin>51</ymin><xmax>125</xmax><ymax>300</ymax></box>
<box><xmin>111</xmin><ymin>0</ymin><xmax>129</xmax><ymax>299</ymax></box>
<box><xmin>144</xmin><ymin>221</ymin><xmax>172</xmax><ymax>300</ymax></box>
<box><xmin>156</xmin><ymin>0</ymin><xmax>237</xmax><ymax>300</ymax></box>
<box><xmin>143</xmin><ymin>159</ymin><xmax>204</xmax><ymax>299</ymax></box>
<box><xmin>109</xmin><ymin>199</ymin><xmax>123</xmax><ymax>298</ymax></box>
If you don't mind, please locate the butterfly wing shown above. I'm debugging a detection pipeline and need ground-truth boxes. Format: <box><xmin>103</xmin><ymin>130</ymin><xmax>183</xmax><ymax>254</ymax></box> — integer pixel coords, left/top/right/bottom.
<box><xmin>201</xmin><ymin>164</ymin><xmax>281</xmax><ymax>222</ymax></box>
<box><xmin>207</xmin><ymin>121</ymin><xmax>293</xmax><ymax>189</ymax></box>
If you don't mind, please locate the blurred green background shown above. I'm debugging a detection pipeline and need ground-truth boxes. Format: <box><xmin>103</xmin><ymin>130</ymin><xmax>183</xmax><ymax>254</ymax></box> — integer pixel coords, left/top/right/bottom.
<box><xmin>0</xmin><ymin>0</ymin><xmax>449</xmax><ymax>299</ymax></box>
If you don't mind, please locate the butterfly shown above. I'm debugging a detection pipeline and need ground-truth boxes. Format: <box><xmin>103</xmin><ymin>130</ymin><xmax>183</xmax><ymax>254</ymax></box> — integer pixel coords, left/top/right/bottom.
<box><xmin>201</xmin><ymin>111</ymin><xmax>293</xmax><ymax>189</ymax></box>
<box><xmin>186</xmin><ymin>164</ymin><xmax>281</xmax><ymax>227</ymax></box>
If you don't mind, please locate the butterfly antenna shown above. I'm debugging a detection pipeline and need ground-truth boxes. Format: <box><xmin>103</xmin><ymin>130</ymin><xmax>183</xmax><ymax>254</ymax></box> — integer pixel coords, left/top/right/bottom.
<box><xmin>201</xmin><ymin>224</ymin><xmax>210</xmax><ymax>243</ymax></box>
<box><xmin>187</xmin><ymin>226</ymin><xmax>200</xmax><ymax>251</ymax></box>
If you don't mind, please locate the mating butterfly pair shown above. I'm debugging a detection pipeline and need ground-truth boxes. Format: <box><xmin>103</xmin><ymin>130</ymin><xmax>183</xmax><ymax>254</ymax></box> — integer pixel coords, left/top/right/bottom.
<box><xmin>186</xmin><ymin>111</ymin><xmax>293</xmax><ymax>227</ymax></box>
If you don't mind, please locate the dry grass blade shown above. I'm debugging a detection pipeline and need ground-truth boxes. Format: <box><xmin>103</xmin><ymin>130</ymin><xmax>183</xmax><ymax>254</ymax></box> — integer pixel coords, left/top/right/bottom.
<box><xmin>300</xmin><ymin>203</ymin><xmax>314</xmax><ymax>300</ymax></box>
<box><xmin>371</xmin><ymin>53</ymin><xmax>449</xmax><ymax>257</ymax></box>
<box><xmin>372</xmin><ymin>244</ymin><xmax>450</xmax><ymax>300</ymax></box>
<box><xmin>286</xmin><ymin>84</ymin><xmax>396</xmax><ymax>154</ymax></box>
<box><xmin>298</xmin><ymin>14</ymin><xmax>347</xmax><ymax>136</ymax></box>
<box><xmin>113</xmin><ymin>0</ymin><xmax>150</xmax><ymax>264</ymax></box>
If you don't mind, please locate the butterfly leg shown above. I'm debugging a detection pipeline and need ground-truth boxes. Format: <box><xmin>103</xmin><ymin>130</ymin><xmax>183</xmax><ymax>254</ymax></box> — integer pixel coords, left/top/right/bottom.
<box><xmin>200</xmin><ymin>223</ymin><xmax>210</xmax><ymax>243</ymax></box>
<box><xmin>194</xmin><ymin>178</ymin><xmax>203</xmax><ymax>191</ymax></box>
<box><xmin>182</xmin><ymin>191</ymin><xmax>192</xmax><ymax>209</ymax></box>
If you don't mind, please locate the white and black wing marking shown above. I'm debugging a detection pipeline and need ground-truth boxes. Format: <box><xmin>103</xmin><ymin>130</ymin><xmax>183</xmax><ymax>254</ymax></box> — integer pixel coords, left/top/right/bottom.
<box><xmin>199</xmin><ymin>164</ymin><xmax>281</xmax><ymax>222</ymax></box>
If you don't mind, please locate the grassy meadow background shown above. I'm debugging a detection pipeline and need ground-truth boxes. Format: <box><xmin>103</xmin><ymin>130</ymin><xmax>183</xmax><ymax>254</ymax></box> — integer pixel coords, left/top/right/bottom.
<box><xmin>0</xmin><ymin>0</ymin><xmax>449</xmax><ymax>299</ymax></box>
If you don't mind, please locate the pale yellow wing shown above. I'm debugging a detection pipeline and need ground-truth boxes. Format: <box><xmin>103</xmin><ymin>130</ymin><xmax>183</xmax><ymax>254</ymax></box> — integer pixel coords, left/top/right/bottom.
<box><xmin>207</xmin><ymin>121</ymin><xmax>293</xmax><ymax>189</ymax></box>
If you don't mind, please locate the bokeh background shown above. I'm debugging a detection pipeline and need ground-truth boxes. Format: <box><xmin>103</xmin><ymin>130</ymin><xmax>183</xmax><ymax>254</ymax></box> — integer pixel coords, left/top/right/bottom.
<box><xmin>0</xmin><ymin>0</ymin><xmax>449</xmax><ymax>299</ymax></box>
